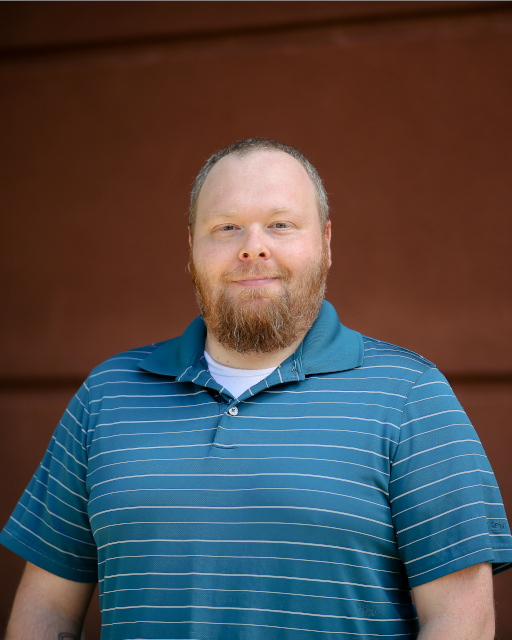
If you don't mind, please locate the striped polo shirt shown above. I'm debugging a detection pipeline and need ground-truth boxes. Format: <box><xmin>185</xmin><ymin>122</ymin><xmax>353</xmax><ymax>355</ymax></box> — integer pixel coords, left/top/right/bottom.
<box><xmin>2</xmin><ymin>301</ymin><xmax>511</xmax><ymax>640</ymax></box>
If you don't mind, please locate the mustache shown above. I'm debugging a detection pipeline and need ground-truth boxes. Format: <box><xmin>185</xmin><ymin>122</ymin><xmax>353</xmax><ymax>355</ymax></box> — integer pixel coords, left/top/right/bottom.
<box><xmin>221</xmin><ymin>264</ymin><xmax>290</xmax><ymax>283</ymax></box>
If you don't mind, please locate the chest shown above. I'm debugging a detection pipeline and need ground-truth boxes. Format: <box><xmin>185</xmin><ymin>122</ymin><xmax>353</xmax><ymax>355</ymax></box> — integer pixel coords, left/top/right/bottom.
<box><xmin>85</xmin><ymin>383</ymin><xmax>401</xmax><ymax>565</ymax></box>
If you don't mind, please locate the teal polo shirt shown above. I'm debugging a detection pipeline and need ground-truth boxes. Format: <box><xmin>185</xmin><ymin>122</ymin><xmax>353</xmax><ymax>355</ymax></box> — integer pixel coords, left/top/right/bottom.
<box><xmin>2</xmin><ymin>301</ymin><xmax>511</xmax><ymax>640</ymax></box>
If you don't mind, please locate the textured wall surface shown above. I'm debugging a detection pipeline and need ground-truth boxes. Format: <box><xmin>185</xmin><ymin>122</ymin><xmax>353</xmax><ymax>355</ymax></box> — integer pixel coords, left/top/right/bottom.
<box><xmin>1</xmin><ymin>2</ymin><xmax>511</xmax><ymax>638</ymax></box>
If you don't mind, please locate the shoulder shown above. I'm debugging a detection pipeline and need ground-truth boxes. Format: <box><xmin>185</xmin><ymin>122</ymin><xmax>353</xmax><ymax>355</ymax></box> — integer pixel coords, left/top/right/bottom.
<box><xmin>86</xmin><ymin>342</ymin><xmax>164</xmax><ymax>384</ymax></box>
<box><xmin>361</xmin><ymin>335</ymin><xmax>436</xmax><ymax>376</ymax></box>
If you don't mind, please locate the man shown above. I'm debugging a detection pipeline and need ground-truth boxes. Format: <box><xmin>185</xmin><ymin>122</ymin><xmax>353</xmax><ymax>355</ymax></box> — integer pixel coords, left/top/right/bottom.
<box><xmin>2</xmin><ymin>138</ymin><xmax>511</xmax><ymax>640</ymax></box>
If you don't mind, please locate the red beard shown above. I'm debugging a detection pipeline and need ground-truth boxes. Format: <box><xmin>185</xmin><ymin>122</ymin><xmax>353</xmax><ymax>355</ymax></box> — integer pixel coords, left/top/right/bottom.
<box><xmin>189</xmin><ymin>243</ymin><xmax>330</xmax><ymax>354</ymax></box>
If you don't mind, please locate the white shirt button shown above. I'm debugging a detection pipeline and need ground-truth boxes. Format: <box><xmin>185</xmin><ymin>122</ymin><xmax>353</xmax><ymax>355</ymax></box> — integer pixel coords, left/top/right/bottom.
<box><xmin>228</xmin><ymin>406</ymin><xmax>238</xmax><ymax>416</ymax></box>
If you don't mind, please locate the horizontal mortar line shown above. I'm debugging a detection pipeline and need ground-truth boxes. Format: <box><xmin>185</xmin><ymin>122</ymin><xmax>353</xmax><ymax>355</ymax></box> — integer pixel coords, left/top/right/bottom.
<box><xmin>0</xmin><ymin>2</ymin><xmax>511</xmax><ymax>61</ymax></box>
<box><xmin>0</xmin><ymin>376</ymin><xmax>86</xmax><ymax>392</ymax></box>
<box><xmin>444</xmin><ymin>373</ymin><xmax>512</xmax><ymax>386</ymax></box>
<box><xmin>0</xmin><ymin>372</ymin><xmax>511</xmax><ymax>393</ymax></box>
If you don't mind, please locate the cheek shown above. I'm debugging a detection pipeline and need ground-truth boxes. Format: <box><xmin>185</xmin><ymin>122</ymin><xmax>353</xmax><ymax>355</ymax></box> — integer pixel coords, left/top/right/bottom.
<box><xmin>193</xmin><ymin>244</ymin><xmax>232</xmax><ymax>280</ymax></box>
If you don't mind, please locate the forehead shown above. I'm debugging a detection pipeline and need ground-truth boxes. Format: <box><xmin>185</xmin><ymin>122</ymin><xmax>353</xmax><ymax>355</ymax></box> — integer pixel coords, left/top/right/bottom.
<box><xmin>196</xmin><ymin>150</ymin><xmax>318</xmax><ymax>219</ymax></box>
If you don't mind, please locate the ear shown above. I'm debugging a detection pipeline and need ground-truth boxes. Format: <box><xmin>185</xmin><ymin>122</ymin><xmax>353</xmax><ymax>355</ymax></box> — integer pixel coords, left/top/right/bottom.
<box><xmin>188</xmin><ymin>226</ymin><xmax>192</xmax><ymax>247</ymax></box>
<box><xmin>325</xmin><ymin>220</ymin><xmax>332</xmax><ymax>268</ymax></box>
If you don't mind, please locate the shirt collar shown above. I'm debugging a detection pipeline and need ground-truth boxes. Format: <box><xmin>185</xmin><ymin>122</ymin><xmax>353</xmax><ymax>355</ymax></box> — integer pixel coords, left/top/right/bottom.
<box><xmin>139</xmin><ymin>300</ymin><xmax>363</xmax><ymax>379</ymax></box>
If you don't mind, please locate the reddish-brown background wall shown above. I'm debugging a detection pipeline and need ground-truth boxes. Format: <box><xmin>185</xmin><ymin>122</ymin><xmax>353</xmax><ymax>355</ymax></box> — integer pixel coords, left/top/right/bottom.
<box><xmin>1</xmin><ymin>2</ymin><xmax>511</xmax><ymax>638</ymax></box>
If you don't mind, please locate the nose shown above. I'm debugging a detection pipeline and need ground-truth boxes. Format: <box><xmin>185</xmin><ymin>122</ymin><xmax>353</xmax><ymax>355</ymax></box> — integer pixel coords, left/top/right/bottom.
<box><xmin>238</xmin><ymin>226</ymin><xmax>269</xmax><ymax>261</ymax></box>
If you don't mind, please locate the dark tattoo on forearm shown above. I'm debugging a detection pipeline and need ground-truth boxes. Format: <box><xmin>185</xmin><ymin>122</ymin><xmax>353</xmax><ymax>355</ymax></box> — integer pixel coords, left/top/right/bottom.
<box><xmin>58</xmin><ymin>634</ymin><xmax>78</xmax><ymax>640</ymax></box>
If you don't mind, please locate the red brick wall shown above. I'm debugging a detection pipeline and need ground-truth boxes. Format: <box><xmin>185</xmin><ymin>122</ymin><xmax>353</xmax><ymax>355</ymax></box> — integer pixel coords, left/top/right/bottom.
<box><xmin>1</xmin><ymin>3</ymin><xmax>511</xmax><ymax>637</ymax></box>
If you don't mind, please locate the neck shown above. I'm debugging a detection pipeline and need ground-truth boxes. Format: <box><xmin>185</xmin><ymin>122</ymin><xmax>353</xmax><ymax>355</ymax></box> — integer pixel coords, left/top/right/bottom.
<box><xmin>204</xmin><ymin>333</ymin><xmax>304</xmax><ymax>369</ymax></box>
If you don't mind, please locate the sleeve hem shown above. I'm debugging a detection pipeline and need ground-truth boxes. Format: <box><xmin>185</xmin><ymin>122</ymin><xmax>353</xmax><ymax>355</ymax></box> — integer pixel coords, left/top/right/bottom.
<box><xmin>0</xmin><ymin>528</ymin><xmax>98</xmax><ymax>584</ymax></box>
<box><xmin>407</xmin><ymin>547</ymin><xmax>512</xmax><ymax>588</ymax></box>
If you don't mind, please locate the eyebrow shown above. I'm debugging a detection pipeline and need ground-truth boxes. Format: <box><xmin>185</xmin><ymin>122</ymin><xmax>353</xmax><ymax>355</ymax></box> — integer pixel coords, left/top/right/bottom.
<box><xmin>204</xmin><ymin>207</ymin><xmax>300</xmax><ymax>221</ymax></box>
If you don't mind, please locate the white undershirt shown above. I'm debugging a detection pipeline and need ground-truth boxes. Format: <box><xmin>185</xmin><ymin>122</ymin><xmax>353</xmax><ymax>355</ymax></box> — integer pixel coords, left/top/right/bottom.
<box><xmin>204</xmin><ymin>351</ymin><xmax>276</xmax><ymax>398</ymax></box>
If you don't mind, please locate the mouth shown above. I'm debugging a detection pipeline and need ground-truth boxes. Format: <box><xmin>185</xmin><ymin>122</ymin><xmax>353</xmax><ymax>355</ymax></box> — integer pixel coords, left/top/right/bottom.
<box><xmin>233</xmin><ymin>277</ymin><xmax>279</xmax><ymax>288</ymax></box>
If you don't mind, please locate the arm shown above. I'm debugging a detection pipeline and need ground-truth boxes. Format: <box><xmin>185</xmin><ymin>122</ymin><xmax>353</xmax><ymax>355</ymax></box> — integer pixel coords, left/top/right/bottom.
<box><xmin>5</xmin><ymin>561</ymin><xmax>96</xmax><ymax>640</ymax></box>
<box><xmin>412</xmin><ymin>562</ymin><xmax>495</xmax><ymax>640</ymax></box>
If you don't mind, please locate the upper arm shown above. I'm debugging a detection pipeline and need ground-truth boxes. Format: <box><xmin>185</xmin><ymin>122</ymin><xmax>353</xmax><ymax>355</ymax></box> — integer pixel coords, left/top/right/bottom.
<box><xmin>412</xmin><ymin>562</ymin><xmax>495</xmax><ymax>639</ymax></box>
<box><xmin>7</xmin><ymin>561</ymin><xmax>96</xmax><ymax>634</ymax></box>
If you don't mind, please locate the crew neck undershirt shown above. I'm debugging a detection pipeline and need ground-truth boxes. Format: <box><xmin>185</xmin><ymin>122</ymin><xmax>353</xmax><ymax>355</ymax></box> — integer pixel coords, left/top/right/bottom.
<box><xmin>204</xmin><ymin>351</ymin><xmax>277</xmax><ymax>398</ymax></box>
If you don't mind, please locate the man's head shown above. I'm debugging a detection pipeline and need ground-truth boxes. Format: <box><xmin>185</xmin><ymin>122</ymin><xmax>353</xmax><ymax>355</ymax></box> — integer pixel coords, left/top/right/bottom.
<box><xmin>188</xmin><ymin>139</ymin><xmax>331</xmax><ymax>356</ymax></box>
<box><xmin>189</xmin><ymin>138</ymin><xmax>329</xmax><ymax>233</ymax></box>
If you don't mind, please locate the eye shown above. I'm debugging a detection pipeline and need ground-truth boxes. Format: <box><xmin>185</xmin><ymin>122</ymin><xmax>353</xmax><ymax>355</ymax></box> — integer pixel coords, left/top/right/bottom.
<box><xmin>271</xmin><ymin>222</ymin><xmax>289</xmax><ymax>229</ymax></box>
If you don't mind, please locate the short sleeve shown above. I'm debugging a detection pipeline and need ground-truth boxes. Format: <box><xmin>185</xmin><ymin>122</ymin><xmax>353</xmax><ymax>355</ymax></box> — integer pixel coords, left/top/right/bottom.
<box><xmin>389</xmin><ymin>366</ymin><xmax>512</xmax><ymax>588</ymax></box>
<box><xmin>0</xmin><ymin>381</ymin><xmax>98</xmax><ymax>582</ymax></box>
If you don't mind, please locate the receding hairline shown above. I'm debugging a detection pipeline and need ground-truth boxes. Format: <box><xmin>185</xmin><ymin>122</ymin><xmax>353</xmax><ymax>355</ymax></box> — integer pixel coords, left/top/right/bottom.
<box><xmin>189</xmin><ymin>138</ymin><xmax>329</xmax><ymax>231</ymax></box>
<box><xmin>197</xmin><ymin>148</ymin><xmax>317</xmax><ymax>207</ymax></box>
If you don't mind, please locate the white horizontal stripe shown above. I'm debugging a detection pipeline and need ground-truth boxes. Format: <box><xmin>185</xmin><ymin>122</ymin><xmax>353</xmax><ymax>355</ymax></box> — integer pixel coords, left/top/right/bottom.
<box><xmin>44</xmin><ymin>468</ymin><xmax>87</xmax><ymax>501</ymax></box>
<box><xmin>359</xmin><ymin>365</ymin><xmax>423</xmax><ymax>374</ymax></box>
<box><xmin>396</xmin><ymin>501</ymin><xmax>500</xmax><ymax>534</ymax></box>
<box><xmin>400</xmin><ymin>409</ymin><xmax>465</xmax><ymax>428</ymax></box>
<box><xmin>89</xmin><ymin>444</ymin><xmax>212</xmax><ymax>466</ymax></box>
<box><xmin>65</xmin><ymin>408</ymin><xmax>83</xmax><ymax>428</ymax></box>
<box><xmin>412</xmin><ymin>380</ymin><xmax>449</xmax><ymax>390</ymax></box>
<box><xmin>74</xmin><ymin>393</ymin><xmax>90</xmax><ymax>414</ymax></box>
<box><xmin>10</xmin><ymin>518</ymin><xmax>96</xmax><ymax>560</ymax></box>
<box><xmin>33</xmin><ymin>477</ymin><xmax>88</xmax><ymax>515</ymax></box>
<box><xmin>98</xmin><ymin>552</ymin><xmax>399</xmax><ymax>574</ymax></box>
<box><xmin>92</xmin><ymin>505</ymin><xmax>393</xmax><ymax>529</ymax></box>
<box><xmin>397</xmin><ymin>423</ymin><xmax>469</xmax><ymax>446</ymax></box>
<box><xmin>101</xmin><ymin>602</ymin><xmax>408</xmax><ymax>622</ymax></box>
<box><xmin>235</xmin><ymin>415</ymin><xmax>400</xmax><ymax>430</ymax></box>
<box><xmin>408</xmin><ymin>548</ymin><xmax>492</xmax><ymax>579</ymax></box>
<box><xmin>404</xmin><ymin>394</ymin><xmax>454</xmax><ymax>407</ymax></box>
<box><xmin>89</xmin><ymin>368</ymin><xmax>156</xmax><ymax>379</ymax></box>
<box><xmin>17</xmin><ymin>503</ymin><xmax>95</xmax><ymax>547</ymax></box>
<box><xmin>57</xmin><ymin>421</ymin><xmax>86</xmax><ymax>450</ymax></box>
<box><xmin>191</xmin><ymin>369</ymin><xmax>208</xmax><ymax>384</ymax></box>
<box><xmin>94</xmin><ymin>519</ymin><xmax>394</xmax><ymax>544</ymax></box>
<box><xmin>54</xmin><ymin>441</ymin><xmax>87</xmax><ymax>469</ymax></box>
<box><xmin>93</xmin><ymin>426</ymin><xmax>216</xmax><ymax>442</ymax></box>
<box><xmin>391</xmin><ymin>453</ymin><xmax>487</xmax><ymax>483</ymax></box>
<box><xmin>25</xmin><ymin>490</ymin><xmax>91</xmax><ymax>532</ymax></box>
<box><xmin>48</xmin><ymin>455</ymin><xmax>86</xmax><ymax>485</ymax></box>
<box><xmin>307</xmin><ymin>375</ymin><xmax>413</xmax><ymax>384</ymax></box>
<box><xmin>177</xmin><ymin>365</ymin><xmax>194</xmax><ymax>381</ymax></box>
<box><xmin>264</xmin><ymin>389</ymin><xmax>407</xmax><ymax>399</ymax></box>
<box><xmin>90</xmin><ymin>471</ymin><xmax>389</xmax><ymax>496</ymax></box>
<box><xmin>100</xmin><ymin>570</ymin><xmax>400</xmax><ymax>590</ymax></box>
<box><xmin>392</xmin><ymin>439</ymin><xmax>480</xmax><ymax>467</ymax></box>
<box><xmin>398</xmin><ymin>516</ymin><xmax>487</xmax><ymax>548</ymax></box>
<box><xmin>90</xmin><ymin>485</ymin><xmax>387</xmax><ymax>509</ymax></box>
<box><xmin>89</xmin><ymin>390</ymin><xmax>207</xmax><ymax>404</ymax></box>
<box><xmin>88</xmin><ymin>455</ymin><xmax>390</xmax><ymax>479</ymax></box>
<box><xmin>364</xmin><ymin>354</ymin><xmax>426</xmax><ymax>365</ymax></box>
<box><xmin>99</xmin><ymin>585</ymin><xmax>408</xmax><ymax>606</ymax></box>
<box><xmin>236</xmin><ymin>443</ymin><xmax>391</xmax><ymax>457</ymax></box>
<box><xmin>89</xmin><ymin>401</ymin><xmax>215</xmax><ymax>416</ymax></box>
<box><xmin>391</xmin><ymin>470</ymin><xmax>493</xmax><ymax>504</ymax></box>
<box><xmin>92</xmin><ymin>413</ymin><xmax>218</xmax><ymax>432</ymax></box>
<box><xmin>90</xmin><ymin>441</ymin><xmax>389</xmax><ymax>467</ymax></box>
<box><xmin>392</xmin><ymin>482</ymin><xmax>497</xmax><ymax>517</ymax></box>
<box><xmin>242</xmin><ymin>400</ymin><xmax>402</xmax><ymax>412</ymax></box>
<box><xmin>217</xmin><ymin>424</ymin><xmax>397</xmax><ymax>443</ymax></box>
<box><xmin>101</xmin><ymin>618</ymin><xmax>413</xmax><ymax>635</ymax></box>
<box><xmin>90</xmin><ymin>379</ymin><xmax>182</xmax><ymax>390</ymax></box>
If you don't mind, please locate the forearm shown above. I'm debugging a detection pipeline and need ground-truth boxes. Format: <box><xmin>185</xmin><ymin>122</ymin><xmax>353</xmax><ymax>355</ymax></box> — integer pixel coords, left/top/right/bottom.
<box><xmin>5</xmin><ymin>599</ymin><xmax>82</xmax><ymax>640</ymax></box>
<box><xmin>413</xmin><ymin>563</ymin><xmax>495</xmax><ymax>640</ymax></box>
<box><xmin>417</xmin><ymin>613</ymin><xmax>495</xmax><ymax>640</ymax></box>
<box><xmin>5</xmin><ymin>562</ymin><xmax>95</xmax><ymax>640</ymax></box>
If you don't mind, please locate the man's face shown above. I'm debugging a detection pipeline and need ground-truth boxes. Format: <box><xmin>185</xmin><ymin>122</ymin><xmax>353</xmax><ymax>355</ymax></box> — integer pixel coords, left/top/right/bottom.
<box><xmin>189</xmin><ymin>150</ymin><xmax>332</xmax><ymax>354</ymax></box>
